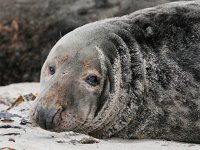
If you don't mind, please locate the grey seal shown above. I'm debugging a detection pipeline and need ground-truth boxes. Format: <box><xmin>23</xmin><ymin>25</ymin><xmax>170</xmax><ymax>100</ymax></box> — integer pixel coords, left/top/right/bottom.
<box><xmin>31</xmin><ymin>1</ymin><xmax>200</xmax><ymax>143</ymax></box>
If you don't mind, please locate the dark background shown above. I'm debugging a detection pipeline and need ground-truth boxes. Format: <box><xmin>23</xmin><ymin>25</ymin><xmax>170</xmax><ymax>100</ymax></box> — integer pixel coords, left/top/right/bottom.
<box><xmin>0</xmin><ymin>0</ymin><xmax>186</xmax><ymax>85</ymax></box>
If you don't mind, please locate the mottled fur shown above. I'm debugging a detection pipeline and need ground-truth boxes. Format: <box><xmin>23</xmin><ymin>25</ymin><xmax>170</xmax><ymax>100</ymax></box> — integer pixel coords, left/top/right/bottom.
<box><xmin>31</xmin><ymin>1</ymin><xmax>200</xmax><ymax>143</ymax></box>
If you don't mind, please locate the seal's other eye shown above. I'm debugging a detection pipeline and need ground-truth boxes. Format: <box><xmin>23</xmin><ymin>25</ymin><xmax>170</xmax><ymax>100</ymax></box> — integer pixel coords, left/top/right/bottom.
<box><xmin>86</xmin><ymin>75</ymin><xmax>99</xmax><ymax>86</ymax></box>
<box><xmin>49</xmin><ymin>66</ymin><xmax>55</xmax><ymax>75</ymax></box>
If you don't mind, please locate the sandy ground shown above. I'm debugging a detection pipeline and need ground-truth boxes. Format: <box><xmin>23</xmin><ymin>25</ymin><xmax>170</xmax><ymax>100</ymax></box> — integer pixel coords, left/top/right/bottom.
<box><xmin>0</xmin><ymin>83</ymin><xmax>200</xmax><ymax>150</ymax></box>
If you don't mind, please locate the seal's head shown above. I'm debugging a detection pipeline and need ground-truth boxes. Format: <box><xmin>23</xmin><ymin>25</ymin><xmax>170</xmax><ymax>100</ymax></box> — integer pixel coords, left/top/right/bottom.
<box><xmin>31</xmin><ymin>20</ymin><xmax>136</xmax><ymax>138</ymax></box>
<box><xmin>30</xmin><ymin>24</ymin><xmax>117</xmax><ymax>133</ymax></box>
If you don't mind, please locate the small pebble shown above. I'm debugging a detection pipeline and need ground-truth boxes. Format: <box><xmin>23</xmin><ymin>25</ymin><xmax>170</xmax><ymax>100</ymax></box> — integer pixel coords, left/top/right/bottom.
<box><xmin>20</xmin><ymin>118</ymin><xmax>30</xmax><ymax>125</ymax></box>
<box><xmin>8</xmin><ymin>138</ymin><xmax>15</xmax><ymax>142</ymax></box>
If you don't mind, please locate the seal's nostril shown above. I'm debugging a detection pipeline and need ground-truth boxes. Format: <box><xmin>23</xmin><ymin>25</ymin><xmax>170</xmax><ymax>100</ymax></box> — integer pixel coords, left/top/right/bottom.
<box><xmin>36</xmin><ymin>107</ymin><xmax>58</xmax><ymax>130</ymax></box>
<box><xmin>46</xmin><ymin>109</ymin><xmax>58</xmax><ymax>129</ymax></box>
<box><xmin>37</xmin><ymin>107</ymin><xmax>46</xmax><ymax>129</ymax></box>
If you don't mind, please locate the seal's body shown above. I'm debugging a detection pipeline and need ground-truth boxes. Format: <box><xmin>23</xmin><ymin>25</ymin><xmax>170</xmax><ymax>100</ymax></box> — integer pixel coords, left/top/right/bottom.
<box><xmin>31</xmin><ymin>1</ymin><xmax>200</xmax><ymax>143</ymax></box>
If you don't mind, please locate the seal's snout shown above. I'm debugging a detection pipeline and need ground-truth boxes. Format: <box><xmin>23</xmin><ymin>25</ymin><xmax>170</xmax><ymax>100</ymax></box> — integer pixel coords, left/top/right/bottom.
<box><xmin>36</xmin><ymin>106</ymin><xmax>58</xmax><ymax>130</ymax></box>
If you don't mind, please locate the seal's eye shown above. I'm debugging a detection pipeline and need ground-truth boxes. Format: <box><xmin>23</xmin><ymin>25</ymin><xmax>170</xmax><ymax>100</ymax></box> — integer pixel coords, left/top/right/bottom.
<box><xmin>49</xmin><ymin>66</ymin><xmax>55</xmax><ymax>75</ymax></box>
<box><xmin>86</xmin><ymin>75</ymin><xmax>99</xmax><ymax>86</ymax></box>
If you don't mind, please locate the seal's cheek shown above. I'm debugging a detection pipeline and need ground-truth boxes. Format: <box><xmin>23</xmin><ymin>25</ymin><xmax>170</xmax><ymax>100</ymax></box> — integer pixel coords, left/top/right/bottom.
<box><xmin>51</xmin><ymin>88</ymin><xmax>100</xmax><ymax>132</ymax></box>
<box><xmin>77</xmin><ymin>96</ymin><xmax>98</xmax><ymax>120</ymax></box>
<box><xmin>52</xmin><ymin>102</ymin><xmax>97</xmax><ymax>132</ymax></box>
<box><xmin>54</xmin><ymin>108</ymin><xmax>85</xmax><ymax>131</ymax></box>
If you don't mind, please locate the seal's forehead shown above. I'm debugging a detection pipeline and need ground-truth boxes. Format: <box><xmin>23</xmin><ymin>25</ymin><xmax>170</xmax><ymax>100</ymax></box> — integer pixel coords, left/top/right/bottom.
<box><xmin>76</xmin><ymin>46</ymin><xmax>102</xmax><ymax>69</ymax></box>
<box><xmin>47</xmin><ymin>42</ymin><xmax>102</xmax><ymax>71</ymax></box>
<box><xmin>48</xmin><ymin>44</ymin><xmax>76</xmax><ymax>58</ymax></box>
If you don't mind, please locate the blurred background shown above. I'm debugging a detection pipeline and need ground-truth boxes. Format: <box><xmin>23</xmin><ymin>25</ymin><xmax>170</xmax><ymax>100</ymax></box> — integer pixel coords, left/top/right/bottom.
<box><xmin>0</xmin><ymin>0</ymin><xmax>188</xmax><ymax>86</ymax></box>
